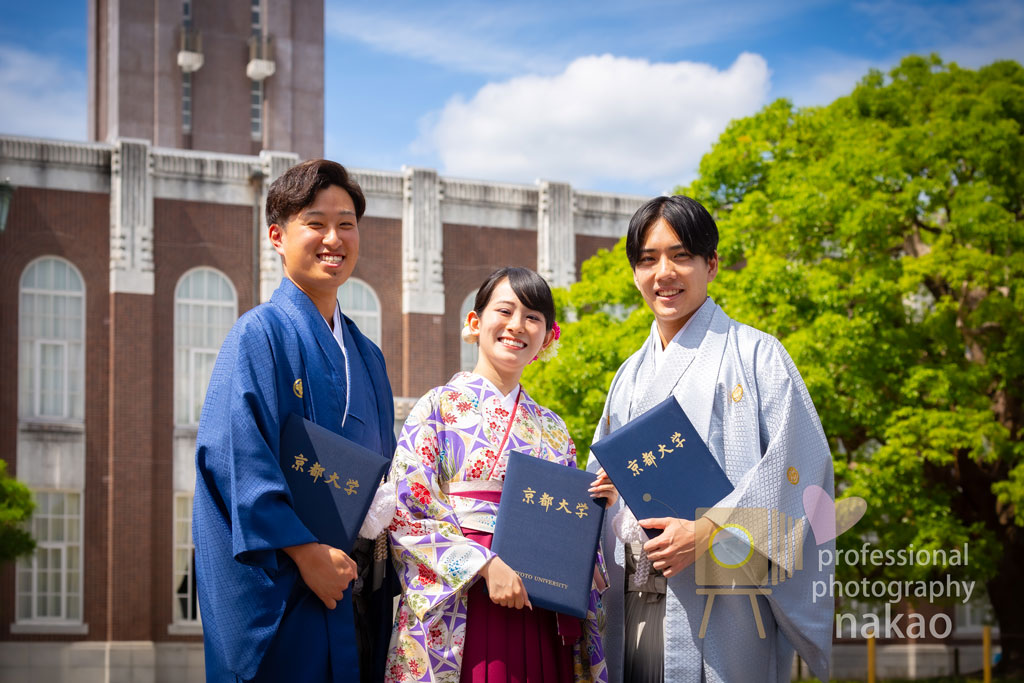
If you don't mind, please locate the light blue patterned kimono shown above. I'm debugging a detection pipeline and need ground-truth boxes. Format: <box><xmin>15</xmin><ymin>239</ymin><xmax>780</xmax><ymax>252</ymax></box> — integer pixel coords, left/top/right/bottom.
<box><xmin>588</xmin><ymin>297</ymin><xmax>835</xmax><ymax>683</ymax></box>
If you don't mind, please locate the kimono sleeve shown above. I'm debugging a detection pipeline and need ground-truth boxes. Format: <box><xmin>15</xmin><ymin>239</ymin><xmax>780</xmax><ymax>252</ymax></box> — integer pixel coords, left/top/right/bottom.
<box><xmin>195</xmin><ymin>315</ymin><xmax>317</xmax><ymax>572</ymax></box>
<box><xmin>703</xmin><ymin>333</ymin><xmax>835</xmax><ymax>681</ymax></box>
<box><xmin>388</xmin><ymin>391</ymin><xmax>496</xmax><ymax>622</ymax></box>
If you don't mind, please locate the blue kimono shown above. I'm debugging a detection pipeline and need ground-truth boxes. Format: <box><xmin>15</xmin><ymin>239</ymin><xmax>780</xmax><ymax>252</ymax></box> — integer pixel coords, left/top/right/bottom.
<box><xmin>193</xmin><ymin>278</ymin><xmax>397</xmax><ymax>682</ymax></box>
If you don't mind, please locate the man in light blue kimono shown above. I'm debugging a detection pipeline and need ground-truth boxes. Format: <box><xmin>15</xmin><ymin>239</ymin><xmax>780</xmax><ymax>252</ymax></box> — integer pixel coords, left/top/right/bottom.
<box><xmin>193</xmin><ymin>159</ymin><xmax>397</xmax><ymax>682</ymax></box>
<box><xmin>588</xmin><ymin>195</ymin><xmax>835</xmax><ymax>682</ymax></box>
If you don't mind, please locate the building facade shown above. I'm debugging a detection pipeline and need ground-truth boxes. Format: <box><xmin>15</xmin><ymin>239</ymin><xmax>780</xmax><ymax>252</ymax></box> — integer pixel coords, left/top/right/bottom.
<box><xmin>0</xmin><ymin>133</ymin><xmax>639</xmax><ymax>682</ymax></box>
<box><xmin>89</xmin><ymin>0</ymin><xmax>323</xmax><ymax>160</ymax></box>
<box><xmin>0</xmin><ymin>1</ymin><xmax>999</xmax><ymax>681</ymax></box>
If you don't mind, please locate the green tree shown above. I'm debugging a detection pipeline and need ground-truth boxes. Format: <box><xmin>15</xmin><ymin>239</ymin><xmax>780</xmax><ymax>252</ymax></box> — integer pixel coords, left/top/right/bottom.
<box><xmin>0</xmin><ymin>460</ymin><xmax>35</xmax><ymax>563</ymax></box>
<box><xmin>526</xmin><ymin>55</ymin><xmax>1024</xmax><ymax>672</ymax></box>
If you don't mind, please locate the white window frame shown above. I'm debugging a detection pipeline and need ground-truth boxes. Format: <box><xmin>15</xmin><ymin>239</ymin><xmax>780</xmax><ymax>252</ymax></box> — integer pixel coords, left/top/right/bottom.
<box><xmin>15</xmin><ymin>490</ymin><xmax>84</xmax><ymax>626</ymax></box>
<box><xmin>250</xmin><ymin>0</ymin><xmax>262</xmax><ymax>34</ymax></box>
<box><xmin>34</xmin><ymin>339</ymin><xmax>69</xmax><ymax>418</ymax></box>
<box><xmin>174</xmin><ymin>268</ymin><xmax>237</xmax><ymax>427</ymax></box>
<box><xmin>338</xmin><ymin>278</ymin><xmax>382</xmax><ymax>347</ymax></box>
<box><xmin>172</xmin><ymin>493</ymin><xmax>200</xmax><ymax>626</ymax></box>
<box><xmin>185</xmin><ymin>347</ymin><xmax>220</xmax><ymax>426</ymax></box>
<box><xmin>182</xmin><ymin>71</ymin><xmax>192</xmax><ymax>134</ymax></box>
<box><xmin>19</xmin><ymin>257</ymin><xmax>85</xmax><ymax>423</ymax></box>
<box><xmin>250</xmin><ymin>79</ymin><xmax>263</xmax><ymax>140</ymax></box>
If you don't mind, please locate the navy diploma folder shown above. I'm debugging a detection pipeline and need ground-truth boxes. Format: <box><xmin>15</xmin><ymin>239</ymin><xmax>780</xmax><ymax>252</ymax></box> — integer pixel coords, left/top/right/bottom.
<box><xmin>491</xmin><ymin>451</ymin><xmax>605</xmax><ymax>619</ymax></box>
<box><xmin>280</xmin><ymin>412</ymin><xmax>390</xmax><ymax>553</ymax></box>
<box><xmin>589</xmin><ymin>396</ymin><xmax>733</xmax><ymax>538</ymax></box>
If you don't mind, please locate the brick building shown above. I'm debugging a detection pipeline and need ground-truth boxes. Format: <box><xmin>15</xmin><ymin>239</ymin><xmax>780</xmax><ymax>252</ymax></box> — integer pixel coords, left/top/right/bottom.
<box><xmin>0</xmin><ymin>2</ymin><xmax>997</xmax><ymax>682</ymax></box>
<box><xmin>0</xmin><ymin>4</ymin><xmax>639</xmax><ymax>680</ymax></box>
<box><xmin>0</xmin><ymin>134</ymin><xmax>637</xmax><ymax>682</ymax></box>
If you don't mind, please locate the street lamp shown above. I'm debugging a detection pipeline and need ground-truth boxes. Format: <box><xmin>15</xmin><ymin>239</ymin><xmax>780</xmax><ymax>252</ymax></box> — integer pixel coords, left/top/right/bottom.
<box><xmin>0</xmin><ymin>178</ymin><xmax>13</xmax><ymax>233</ymax></box>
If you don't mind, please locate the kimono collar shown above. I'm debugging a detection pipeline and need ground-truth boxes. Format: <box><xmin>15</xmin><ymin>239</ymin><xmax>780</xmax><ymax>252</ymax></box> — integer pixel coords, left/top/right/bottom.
<box><xmin>451</xmin><ymin>371</ymin><xmax>522</xmax><ymax>410</ymax></box>
<box><xmin>270</xmin><ymin>277</ymin><xmax>349</xmax><ymax>416</ymax></box>
<box><xmin>323</xmin><ymin>304</ymin><xmax>352</xmax><ymax>428</ymax></box>
<box><xmin>652</xmin><ymin>296</ymin><xmax>710</xmax><ymax>372</ymax></box>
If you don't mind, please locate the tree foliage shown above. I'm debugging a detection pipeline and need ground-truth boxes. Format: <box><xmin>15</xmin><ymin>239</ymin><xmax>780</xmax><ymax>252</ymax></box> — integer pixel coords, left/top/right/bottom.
<box><xmin>0</xmin><ymin>460</ymin><xmax>35</xmax><ymax>563</ymax></box>
<box><xmin>526</xmin><ymin>55</ymin><xmax>1024</xmax><ymax>666</ymax></box>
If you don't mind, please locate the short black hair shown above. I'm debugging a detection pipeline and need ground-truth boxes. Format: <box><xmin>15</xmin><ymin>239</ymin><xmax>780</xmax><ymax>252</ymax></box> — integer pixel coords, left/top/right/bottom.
<box><xmin>625</xmin><ymin>195</ymin><xmax>719</xmax><ymax>269</ymax></box>
<box><xmin>266</xmin><ymin>159</ymin><xmax>366</xmax><ymax>227</ymax></box>
<box><xmin>473</xmin><ymin>267</ymin><xmax>556</xmax><ymax>332</ymax></box>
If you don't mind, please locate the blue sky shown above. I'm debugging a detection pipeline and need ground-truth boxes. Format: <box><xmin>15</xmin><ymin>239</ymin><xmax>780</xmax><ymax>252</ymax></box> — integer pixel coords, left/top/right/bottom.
<box><xmin>1</xmin><ymin>1</ymin><xmax>1022</xmax><ymax>194</ymax></box>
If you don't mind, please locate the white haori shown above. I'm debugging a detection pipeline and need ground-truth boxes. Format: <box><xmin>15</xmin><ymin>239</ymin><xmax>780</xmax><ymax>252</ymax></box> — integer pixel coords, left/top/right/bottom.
<box><xmin>587</xmin><ymin>297</ymin><xmax>835</xmax><ymax>683</ymax></box>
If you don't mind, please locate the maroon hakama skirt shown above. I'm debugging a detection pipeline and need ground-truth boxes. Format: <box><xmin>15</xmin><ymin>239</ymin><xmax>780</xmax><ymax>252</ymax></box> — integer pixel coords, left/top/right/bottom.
<box><xmin>459</xmin><ymin>529</ymin><xmax>576</xmax><ymax>683</ymax></box>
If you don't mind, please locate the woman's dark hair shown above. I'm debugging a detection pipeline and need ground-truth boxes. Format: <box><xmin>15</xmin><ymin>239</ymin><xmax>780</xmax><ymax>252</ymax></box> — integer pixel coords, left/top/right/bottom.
<box><xmin>473</xmin><ymin>267</ymin><xmax>555</xmax><ymax>332</ymax></box>
<box><xmin>625</xmin><ymin>195</ymin><xmax>718</xmax><ymax>268</ymax></box>
<box><xmin>266</xmin><ymin>159</ymin><xmax>366</xmax><ymax>227</ymax></box>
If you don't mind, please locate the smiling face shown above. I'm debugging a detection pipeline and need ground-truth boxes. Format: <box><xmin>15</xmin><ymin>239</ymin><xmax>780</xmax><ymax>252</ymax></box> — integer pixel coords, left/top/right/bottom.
<box><xmin>467</xmin><ymin>278</ymin><xmax>554</xmax><ymax>389</ymax></box>
<box><xmin>633</xmin><ymin>218</ymin><xmax>718</xmax><ymax>346</ymax></box>
<box><xmin>269</xmin><ymin>184</ymin><xmax>359</xmax><ymax>317</ymax></box>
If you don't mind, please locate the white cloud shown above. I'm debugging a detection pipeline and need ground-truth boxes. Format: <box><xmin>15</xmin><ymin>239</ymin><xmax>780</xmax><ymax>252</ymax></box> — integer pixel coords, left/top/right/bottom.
<box><xmin>0</xmin><ymin>44</ymin><xmax>86</xmax><ymax>140</ymax></box>
<box><xmin>419</xmin><ymin>53</ymin><xmax>770</xmax><ymax>193</ymax></box>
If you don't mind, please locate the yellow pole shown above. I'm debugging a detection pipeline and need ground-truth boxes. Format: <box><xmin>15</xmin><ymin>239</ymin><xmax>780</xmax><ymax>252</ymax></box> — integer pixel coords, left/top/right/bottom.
<box><xmin>867</xmin><ymin>629</ymin><xmax>876</xmax><ymax>683</ymax></box>
<box><xmin>983</xmin><ymin>625</ymin><xmax>992</xmax><ymax>683</ymax></box>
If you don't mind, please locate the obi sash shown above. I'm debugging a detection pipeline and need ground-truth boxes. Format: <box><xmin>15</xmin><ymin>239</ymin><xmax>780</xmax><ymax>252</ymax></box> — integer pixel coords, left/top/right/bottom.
<box><xmin>445</xmin><ymin>480</ymin><xmax>503</xmax><ymax>533</ymax></box>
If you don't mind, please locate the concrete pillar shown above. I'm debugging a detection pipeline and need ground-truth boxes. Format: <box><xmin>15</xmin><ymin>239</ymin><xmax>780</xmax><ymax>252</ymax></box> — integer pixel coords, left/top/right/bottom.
<box><xmin>537</xmin><ymin>180</ymin><xmax>575</xmax><ymax>288</ymax></box>
<box><xmin>107</xmin><ymin>137</ymin><xmax>155</xmax><ymax>639</ymax></box>
<box><xmin>401</xmin><ymin>166</ymin><xmax>446</xmax><ymax>396</ymax></box>
<box><xmin>257</xmin><ymin>150</ymin><xmax>300</xmax><ymax>303</ymax></box>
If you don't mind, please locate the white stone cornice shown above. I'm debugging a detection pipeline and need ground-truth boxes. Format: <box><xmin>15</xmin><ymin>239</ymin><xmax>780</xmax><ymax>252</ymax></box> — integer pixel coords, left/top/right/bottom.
<box><xmin>402</xmin><ymin>166</ymin><xmax>445</xmax><ymax>315</ymax></box>
<box><xmin>571</xmin><ymin>189</ymin><xmax>648</xmax><ymax>237</ymax></box>
<box><xmin>350</xmin><ymin>168</ymin><xmax>403</xmax><ymax>196</ymax></box>
<box><xmin>258</xmin><ymin>150</ymin><xmax>301</xmax><ymax>303</ymax></box>
<box><xmin>0</xmin><ymin>134</ymin><xmax>112</xmax><ymax>165</ymax></box>
<box><xmin>439</xmin><ymin>176</ymin><xmax>538</xmax><ymax>230</ymax></box>
<box><xmin>0</xmin><ymin>134</ymin><xmax>111</xmax><ymax>193</ymax></box>
<box><xmin>109</xmin><ymin>138</ymin><xmax>154</xmax><ymax>295</ymax></box>
<box><xmin>350</xmin><ymin>168</ymin><xmax>404</xmax><ymax>220</ymax></box>
<box><xmin>151</xmin><ymin>147</ymin><xmax>261</xmax><ymax>205</ymax></box>
<box><xmin>537</xmin><ymin>180</ymin><xmax>576</xmax><ymax>288</ymax></box>
<box><xmin>440</xmin><ymin>177</ymin><xmax>538</xmax><ymax>207</ymax></box>
<box><xmin>151</xmin><ymin>147</ymin><xmax>258</xmax><ymax>182</ymax></box>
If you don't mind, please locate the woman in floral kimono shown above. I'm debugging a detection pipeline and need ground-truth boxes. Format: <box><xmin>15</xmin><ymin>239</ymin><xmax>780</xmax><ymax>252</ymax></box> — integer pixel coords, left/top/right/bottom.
<box><xmin>385</xmin><ymin>267</ymin><xmax>607</xmax><ymax>683</ymax></box>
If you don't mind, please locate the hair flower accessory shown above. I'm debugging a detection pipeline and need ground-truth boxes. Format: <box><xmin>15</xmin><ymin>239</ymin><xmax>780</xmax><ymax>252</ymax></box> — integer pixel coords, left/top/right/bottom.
<box><xmin>532</xmin><ymin>320</ymin><xmax>561</xmax><ymax>363</ymax></box>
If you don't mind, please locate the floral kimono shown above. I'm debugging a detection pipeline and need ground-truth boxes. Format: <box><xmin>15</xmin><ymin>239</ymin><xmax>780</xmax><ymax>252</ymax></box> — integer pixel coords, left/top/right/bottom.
<box><xmin>385</xmin><ymin>372</ymin><xmax>607</xmax><ymax>683</ymax></box>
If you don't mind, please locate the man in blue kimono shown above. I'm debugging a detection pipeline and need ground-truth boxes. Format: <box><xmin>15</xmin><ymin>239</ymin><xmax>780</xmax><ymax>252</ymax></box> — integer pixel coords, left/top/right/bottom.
<box><xmin>193</xmin><ymin>159</ymin><xmax>397</xmax><ymax>682</ymax></box>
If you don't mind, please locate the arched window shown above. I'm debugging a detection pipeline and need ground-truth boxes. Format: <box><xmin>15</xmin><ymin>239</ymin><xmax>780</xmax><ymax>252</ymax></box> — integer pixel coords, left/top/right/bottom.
<box><xmin>460</xmin><ymin>290</ymin><xmax>477</xmax><ymax>372</ymax></box>
<box><xmin>174</xmin><ymin>268</ymin><xmax>237</xmax><ymax>426</ymax></box>
<box><xmin>338</xmin><ymin>278</ymin><xmax>381</xmax><ymax>347</ymax></box>
<box><xmin>19</xmin><ymin>258</ymin><xmax>86</xmax><ymax>421</ymax></box>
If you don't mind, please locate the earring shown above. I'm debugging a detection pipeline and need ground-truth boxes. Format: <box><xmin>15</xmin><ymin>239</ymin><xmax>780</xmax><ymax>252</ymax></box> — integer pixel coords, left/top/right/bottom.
<box><xmin>461</xmin><ymin>324</ymin><xmax>479</xmax><ymax>344</ymax></box>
